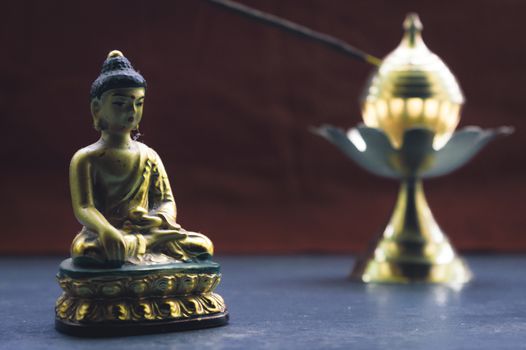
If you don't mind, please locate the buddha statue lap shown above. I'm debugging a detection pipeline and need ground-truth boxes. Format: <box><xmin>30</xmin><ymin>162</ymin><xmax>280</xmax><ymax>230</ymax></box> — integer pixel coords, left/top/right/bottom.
<box><xmin>55</xmin><ymin>51</ymin><xmax>228</xmax><ymax>336</ymax></box>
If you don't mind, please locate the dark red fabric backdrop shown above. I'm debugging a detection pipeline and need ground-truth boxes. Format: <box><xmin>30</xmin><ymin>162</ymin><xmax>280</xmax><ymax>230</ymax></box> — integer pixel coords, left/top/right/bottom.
<box><xmin>1</xmin><ymin>0</ymin><xmax>524</xmax><ymax>255</ymax></box>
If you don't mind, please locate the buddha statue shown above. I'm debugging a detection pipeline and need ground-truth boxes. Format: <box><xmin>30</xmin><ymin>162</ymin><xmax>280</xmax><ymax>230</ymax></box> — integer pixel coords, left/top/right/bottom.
<box><xmin>69</xmin><ymin>50</ymin><xmax>213</xmax><ymax>267</ymax></box>
<box><xmin>55</xmin><ymin>50</ymin><xmax>228</xmax><ymax>336</ymax></box>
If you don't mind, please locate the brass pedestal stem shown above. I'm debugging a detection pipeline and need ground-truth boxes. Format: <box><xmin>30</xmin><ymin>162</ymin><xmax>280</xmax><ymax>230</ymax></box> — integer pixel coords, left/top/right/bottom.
<box><xmin>351</xmin><ymin>179</ymin><xmax>472</xmax><ymax>284</ymax></box>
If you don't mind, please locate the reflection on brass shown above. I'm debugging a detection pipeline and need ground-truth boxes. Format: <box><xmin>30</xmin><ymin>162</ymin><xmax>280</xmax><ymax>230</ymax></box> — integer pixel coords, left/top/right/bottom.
<box><xmin>362</xmin><ymin>14</ymin><xmax>464</xmax><ymax>149</ymax></box>
<box><xmin>55</xmin><ymin>50</ymin><xmax>228</xmax><ymax>335</ymax></box>
<box><xmin>315</xmin><ymin>13</ymin><xmax>513</xmax><ymax>285</ymax></box>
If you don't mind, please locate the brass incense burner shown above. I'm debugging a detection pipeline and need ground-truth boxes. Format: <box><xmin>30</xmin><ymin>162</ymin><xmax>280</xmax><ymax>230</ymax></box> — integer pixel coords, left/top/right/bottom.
<box><xmin>317</xmin><ymin>14</ymin><xmax>512</xmax><ymax>284</ymax></box>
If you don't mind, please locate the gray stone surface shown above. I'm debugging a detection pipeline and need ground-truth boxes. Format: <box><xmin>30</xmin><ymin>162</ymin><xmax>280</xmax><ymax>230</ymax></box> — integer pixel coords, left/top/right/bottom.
<box><xmin>1</xmin><ymin>255</ymin><xmax>526</xmax><ymax>349</ymax></box>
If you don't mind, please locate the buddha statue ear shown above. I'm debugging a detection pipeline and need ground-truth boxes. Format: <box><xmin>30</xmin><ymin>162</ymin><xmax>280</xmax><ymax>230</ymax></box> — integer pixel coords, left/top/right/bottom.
<box><xmin>90</xmin><ymin>98</ymin><xmax>105</xmax><ymax>131</ymax></box>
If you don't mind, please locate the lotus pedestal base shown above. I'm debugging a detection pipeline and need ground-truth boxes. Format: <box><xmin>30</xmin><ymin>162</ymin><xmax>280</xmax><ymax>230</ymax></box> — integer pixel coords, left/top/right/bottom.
<box><xmin>55</xmin><ymin>259</ymin><xmax>228</xmax><ymax>337</ymax></box>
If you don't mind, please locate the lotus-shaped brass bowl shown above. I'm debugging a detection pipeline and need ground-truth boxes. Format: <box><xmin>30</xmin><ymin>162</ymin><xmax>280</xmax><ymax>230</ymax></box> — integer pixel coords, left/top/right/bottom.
<box><xmin>316</xmin><ymin>125</ymin><xmax>512</xmax><ymax>284</ymax></box>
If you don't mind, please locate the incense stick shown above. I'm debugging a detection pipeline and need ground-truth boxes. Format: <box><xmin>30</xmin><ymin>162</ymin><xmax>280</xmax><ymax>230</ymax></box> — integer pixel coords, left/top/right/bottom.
<box><xmin>205</xmin><ymin>0</ymin><xmax>381</xmax><ymax>66</ymax></box>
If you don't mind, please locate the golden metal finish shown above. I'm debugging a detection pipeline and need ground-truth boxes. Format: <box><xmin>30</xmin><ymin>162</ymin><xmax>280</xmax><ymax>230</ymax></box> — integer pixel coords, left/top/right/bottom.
<box><xmin>351</xmin><ymin>180</ymin><xmax>471</xmax><ymax>284</ymax></box>
<box><xmin>57</xmin><ymin>272</ymin><xmax>222</xmax><ymax>298</ymax></box>
<box><xmin>69</xmin><ymin>50</ymin><xmax>213</xmax><ymax>267</ymax></box>
<box><xmin>56</xmin><ymin>293</ymin><xmax>225</xmax><ymax>323</ymax></box>
<box><xmin>316</xmin><ymin>14</ymin><xmax>512</xmax><ymax>285</ymax></box>
<box><xmin>362</xmin><ymin>13</ymin><xmax>464</xmax><ymax>149</ymax></box>
<box><xmin>56</xmin><ymin>50</ymin><xmax>228</xmax><ymax>334</ymax></box>
<box><xmin>317</xmin><ymin>124</ymin><xmax>510</xmax><ymax>285</ymax></box>
<box><xmin>56</xmin><ymin>272</ymin><xmax>225</xmax><ymax>323</ymax></box>
<box><xmin>356</xmin><ymin>14</ymin><xmax>470</xmax><ymax>284</ymax></box>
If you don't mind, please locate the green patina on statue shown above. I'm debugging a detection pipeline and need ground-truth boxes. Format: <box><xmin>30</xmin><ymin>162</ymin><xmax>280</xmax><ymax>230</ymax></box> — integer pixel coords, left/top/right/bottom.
<box><xmin>69</xmin><ymin>50</ymin><xmax>213</xmax><ymax>268</ymax></box>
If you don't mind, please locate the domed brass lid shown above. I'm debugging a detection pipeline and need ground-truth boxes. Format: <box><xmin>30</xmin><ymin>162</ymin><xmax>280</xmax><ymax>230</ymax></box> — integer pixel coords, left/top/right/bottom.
<box><xmin>363</xmin><ymin>13</ymin><xmax>463</xmax><ymax>103</ymax></box>
<box><xmin>361</xmin><ymin>14</ymin><xmax>464</xmax><ymax>149</ymax></box>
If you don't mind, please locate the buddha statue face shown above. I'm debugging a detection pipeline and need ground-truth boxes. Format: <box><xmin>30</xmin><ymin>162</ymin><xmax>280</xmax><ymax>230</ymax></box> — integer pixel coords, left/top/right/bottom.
<box><xmin>91</xmin><ymin>87</ymin><xmax>145</xmax><ymax>134</ymax></box>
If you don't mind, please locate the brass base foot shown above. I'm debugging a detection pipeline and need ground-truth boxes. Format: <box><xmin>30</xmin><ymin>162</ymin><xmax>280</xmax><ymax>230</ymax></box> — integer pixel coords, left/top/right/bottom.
<box><xmin>351</xmin><ymin>256</ymin><xmax>472</xmax><ymax>284</ymax></box>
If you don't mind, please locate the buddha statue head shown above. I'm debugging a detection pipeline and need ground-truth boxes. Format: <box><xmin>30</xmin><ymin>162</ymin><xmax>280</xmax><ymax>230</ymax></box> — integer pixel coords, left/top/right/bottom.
<box><xmin>89</xmin><ymin>50</ymin><xmax>147</xmax><ymax>135</ymax></box>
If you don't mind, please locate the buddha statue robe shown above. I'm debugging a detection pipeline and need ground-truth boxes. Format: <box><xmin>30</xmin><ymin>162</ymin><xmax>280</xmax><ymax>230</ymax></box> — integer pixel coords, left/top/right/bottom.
<box><xmin>71</xmin><ymin>142</ymin><xmax>213</xmax><ymax>267</ymax></box>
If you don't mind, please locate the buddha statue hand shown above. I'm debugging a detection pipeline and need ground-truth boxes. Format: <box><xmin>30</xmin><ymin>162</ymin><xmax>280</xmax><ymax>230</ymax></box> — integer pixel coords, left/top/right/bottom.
<box><xmin>122</xmin><ymin>214</ymin><xmax>164</xmax><ymax>233</ymax></box>
<box><xmin>146</xmin><ymin>228</ymin><xmax>188</xmax><ymax>250</ymax></box>
<box><xmin>99</xmin><ymin>227</ymin><xmax>127</xmax><ymax>265</ymax></box>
